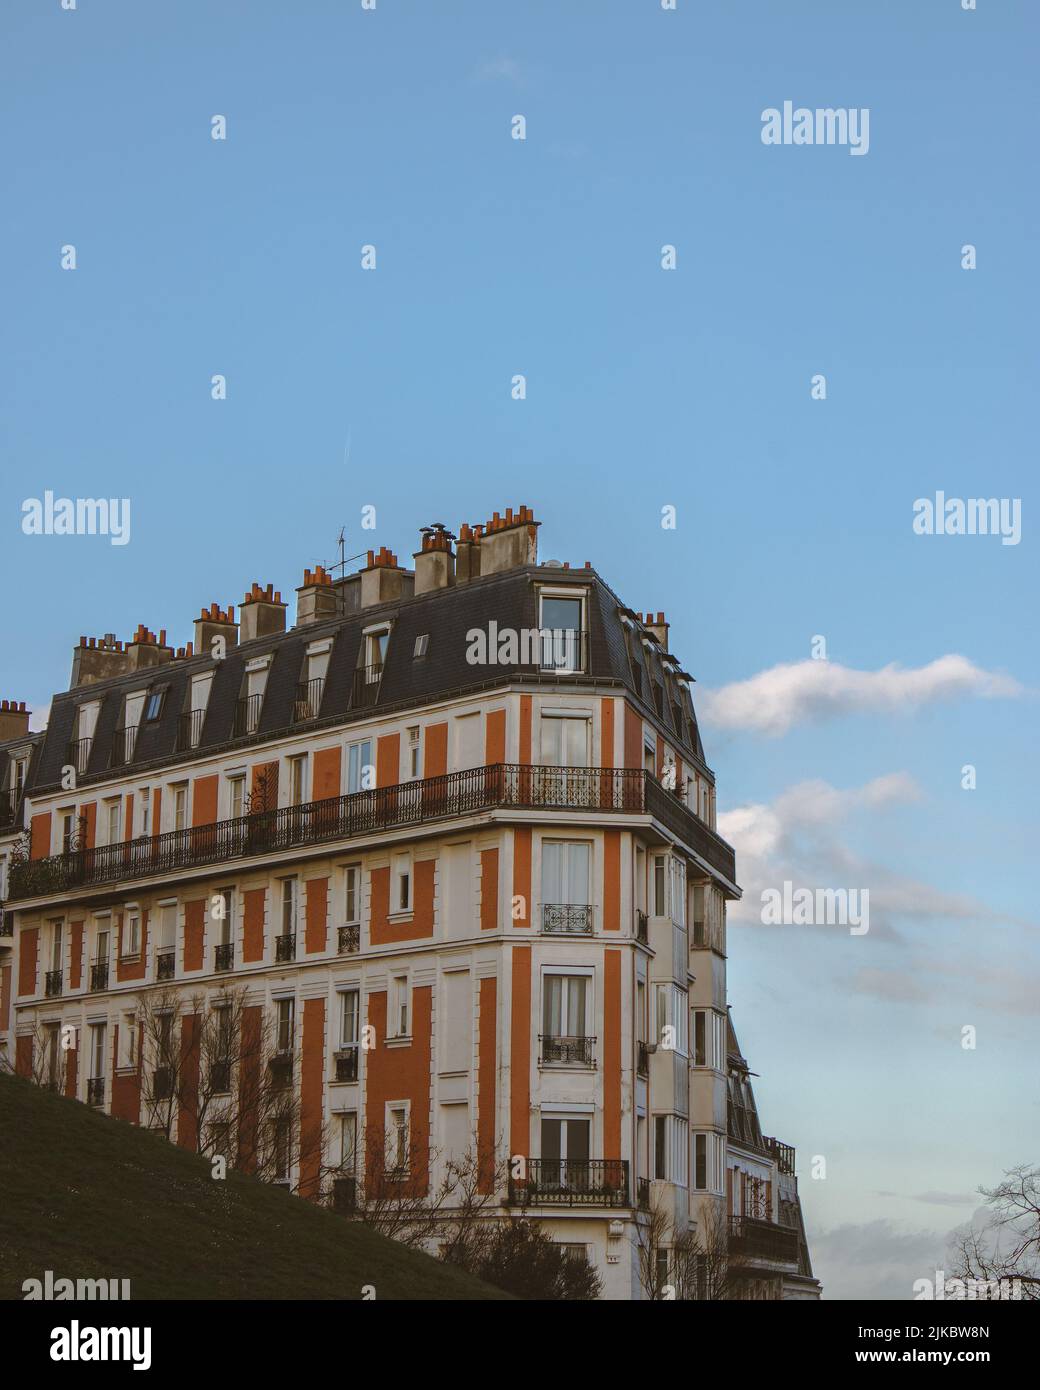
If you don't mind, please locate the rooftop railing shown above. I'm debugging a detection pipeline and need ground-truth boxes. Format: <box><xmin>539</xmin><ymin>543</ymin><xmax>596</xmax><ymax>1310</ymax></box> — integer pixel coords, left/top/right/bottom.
<box><xmin>728</xmin><ymin>1215</ymin><xmax>800</xmax><ymax>1267</ymax></box>
<box><xmin>8</xmin><ymin>764</ymin><xmax>736</xmax><ymax>901</ymax></box>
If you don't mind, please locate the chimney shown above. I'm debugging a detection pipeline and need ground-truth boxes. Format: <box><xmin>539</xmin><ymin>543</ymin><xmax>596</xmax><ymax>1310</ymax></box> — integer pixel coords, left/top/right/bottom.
<box><xmin>360</xmin><ymin>547</ymin><xmax>411</xmax><ymax>608</ymax></box>
<box><xmin>413</xmin><ymin>529</ymin><xmax>455</xmax><ymax>594</ymax></box>
<box><xmin>470</xmin><ymin>505</ymin><xmax>538</xmax><ymax>576</ymax></box>
<box><xmin>0</xmin><ymin>699</ymin><xmax>31</xmax><ymax>740</ymax></box>
<box><xmin>295</xmin><ymin>566</ymin><xmax>339</xmax><ymax>626</ymax></box>
<box><xmin>70</xmin><ymin>633</ymin><xmax>129</xmax><ymax>689</ymax></box>
<box><xmin>455</xmin><ymin>523</ymin><xmax>482</xmax><ymax>584</ymax></box>
<box><xmin>240</xmin><ymin>583</ymin><xmax>287</xmax><ymax>642</ymax></box>
<box><xmin>194</xmin><ymin>602</ymin><xmax>238</xmax><ymax>656</ymax></box>
<box><xmin>126</xmin><ymin>624</ymin><xmax>174</xmax><ymax>672</ymax></box>
<box><xmin>644</xmin><ymin>611</ymin><xmax>669</xmax><ymax>651</ymax></box>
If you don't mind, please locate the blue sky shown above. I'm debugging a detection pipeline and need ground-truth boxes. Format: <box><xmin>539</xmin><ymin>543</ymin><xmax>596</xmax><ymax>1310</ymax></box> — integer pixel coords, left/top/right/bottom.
<box><xmin>2</xmin><ymin>1</ymin><xmax>1036</xmax><ymax>1299</ymax></box>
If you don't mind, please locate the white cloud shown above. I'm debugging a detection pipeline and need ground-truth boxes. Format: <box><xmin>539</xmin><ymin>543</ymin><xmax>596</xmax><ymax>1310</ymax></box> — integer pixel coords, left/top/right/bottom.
<box><xmin>700</xmin><ymin>655</ymin><xmax>1023</xmax><ymax>737</ymax></box>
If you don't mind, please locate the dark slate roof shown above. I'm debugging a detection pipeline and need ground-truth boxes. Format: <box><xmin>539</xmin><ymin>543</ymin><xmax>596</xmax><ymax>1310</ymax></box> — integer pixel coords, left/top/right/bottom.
<box><xmin>27</xmin><ymin>564</ymin><xmax>712</xmax><ymax>795</ymax></box>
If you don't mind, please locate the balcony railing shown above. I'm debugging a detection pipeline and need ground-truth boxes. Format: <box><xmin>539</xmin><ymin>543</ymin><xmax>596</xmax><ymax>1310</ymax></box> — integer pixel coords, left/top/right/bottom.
<box><xmin>8</xmin><ymin>764</ymin><xmax>737</xmax><ymax>901</ymax></box>
<box><xmin>156</xmin><ymin>949</ymin><xmax>176</xmax><ymax>981</ymax></box>
<box><xmin>539</xmin><ymin>1034</ymin><xmax>596</xmax><ymax>1067</ymax></box>
<box><xmin>45</xmin><ymin>969</ymin><xmax>63</xmax><ymax>997</ymax></box>
<box><xmin>87</xmin><ymin>1077</ymin><xmax>105</xmax><ymax>1107</ymax></box>
<box><xmin>275</xmin><ymin>932</ymin><xmax>296</xmax><ymax>962</ymax></box>
<box><xmin>537</xmin><ymin>628</ymin><xmax>588</xmax><ymax>674</ymax></box>
<box><xmin>508</xmin><ymin>1159</ymin><xmax>629</xmax><ymax>1208</ymax></box>
<box><xmin>176</xmin><ymin>709</ymin><xmax>206</xmax><ymax>752</ymax></box>
<box><xmin>292</xmin><ymin>677</ymin><xmax>325</xmax><ymax>723</ymax></box>
<box><xmin>233</xmin><ymin>693</ymin><xmax>264</xmax><ymax>739</ymax></box>
<box><xmin>764</xmin><ymin>1136</ymin><xmax>796</xmax><ymax>1176</ymax></box>
<box><xmin>334</xmin><ymin>1048</ymin><xmax>359</xmax><ymax>1083</ymax></box>
<box><xmin>635</xmin><ymin>909</ymin><xmax>648</xmax><ymax>943</ymax></box>
<box><xmin>338</xmin><ymin>924</ymin><xmax>360</xmax><ymax>955</ymax></box>
<box><xmin>66</xmin><ymin>737</ymin><xmax>93</xmax><ymax>775</ymax></box>
<box><xmin>214</xmin><ymin>942</ymin><xmax>234</xmax><ymax>972</ymax></box>
<box><xmin>350</xmin><ymin>664</ymin><xmax>383</xmax><ymax>709</ymax></box>
<box><xmin>89</xmin><ymin>961</ymin><xmax>109</xmax><ymax>992</ymax></box>
<box><xmin>541</xmin><ymin>903</ymin><xmax>594</xmax><ymax>936</ymax></box>
<box><xmin>110</xmin><ymin>724</ymin><xmax>139</xmax><ymax>768</ymax></box>
<box><xmin>728</xmin><ymin>1216</ymin><xmax>799</xmax><ymax>1267</ymax></box>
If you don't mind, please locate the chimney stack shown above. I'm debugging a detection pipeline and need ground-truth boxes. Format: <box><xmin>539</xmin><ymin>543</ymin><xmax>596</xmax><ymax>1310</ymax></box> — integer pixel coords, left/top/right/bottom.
<box><xmin>467</xmin><ymin>505</ymin><xmax>538</xmax><ymax>576</ymax></box>
<box><xmin>194</xmin><ymin>602</ymin><xmax>238</xmax><ymax>656</ymax></box>
<box><xmin>295</xmin><ymin>566</ymin><xmax>339</xmax><ymax>626</ymax></box>
<box><xmin>413</xmin><ymin>529</ymin><xmax>455</xmax><ymax>594</ymax></box>
<box><xmin>70</xmin><ymin>633</ymin><xmax>127</xmax><ymax>689</ymax></box>
<box><xmin>455</xmin><ymin>523</ymin><xmax>482</xmax><ymax>584</ymax></box>
<box><xmin>360</xmin><ymin>547</ymin><xmax>411</xmax><ymax>608</ymax></box>
<box><xmin>240</xmin><ymin>583</ymin><xmax>287</xmax><ymax>642</ymax></box>
<box><xmin>644</xmin><ymin>611</ymin><xmax>669</xmax><ymax>651</ymax></box>
<box><xmin>125</xmin><ymin>625</ymin><xmax>174</xmax><ymax>672</ymax></box>
<box><xmin>0</xmin><ymin>699</ymin><xmax>31</xmax><ymax>741</ymax></box>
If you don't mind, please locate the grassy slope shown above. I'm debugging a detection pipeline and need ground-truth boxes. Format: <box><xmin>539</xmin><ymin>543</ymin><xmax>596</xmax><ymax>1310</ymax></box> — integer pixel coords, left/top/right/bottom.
<box><xmin>0</xmin><ymin>1073</ymin><xmax>510</xmax><ymax>1300</ymax></box>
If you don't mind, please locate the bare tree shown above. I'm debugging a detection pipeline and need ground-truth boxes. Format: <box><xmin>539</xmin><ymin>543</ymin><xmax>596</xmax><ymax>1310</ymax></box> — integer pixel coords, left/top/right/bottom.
<box><xmin>948</xmin><ymin>1164</ymin><xmax>1040</xmax><ymax>1299</ymax></box>
<box><xmin>637</xmin><ymin>1194</ymin><xmax>733</xmax><ymax>1301</ymax></box>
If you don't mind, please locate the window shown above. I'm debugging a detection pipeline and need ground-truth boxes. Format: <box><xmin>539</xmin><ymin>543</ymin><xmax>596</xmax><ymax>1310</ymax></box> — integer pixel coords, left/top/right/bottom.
<box><xmin>157</xmin><ymin>903</ymin><xmax>177</xmax><ymax>950</ymax></box>
<box><xmin>693</xmin><ymin>1132</ymin><xmax>725</xmax><ymax>1194</ymax></box>
<box><xmin>655</xmin><ymin>984</ymin><xmax>689</xmax><ymax>1056</ymax></box>
<box><xmin>144</xmin><ymin>689</ymin><xmax>165</xmax><ymax>721</ymax></box>
<box><xmin>406</xmin><ymin>726</ymin><xmax>421</xmax><ymax>779</ymax></box>
<box><xmin>670</xmin><ymin>857</ymin><xmax>686</xmax><ymax>928</ymax></box>
<box><xmin>289</xmin><ymin>755</ymin><xmax>307</xmax><ymax>807</ymax></box>
<box><xmin>413</xmin><ymin>634</ymin><xmax>429</xmax><ymax>659</ymax></box>
<box><xmin>539</xmin><ymin>715</ymin><xmax>590</xmax><ymax>768</ymax></box>
<box><xmin>539</xmin><ymin>594</ymin><xmax>584</xmax><ymax>672</ymax></box>
<box><xmin>214</xmin><ymin>1006</ymin><xmax>234</xmax><ymax>1063</ymax></box>
<box><xmin>541</xmin><ymin>841</ymin><xmax>590</xmax><ymax>906</ymax></box>
<box><xmin>280</xmin><ymin>878</ymin><xmax>298</xmax><ymax>936</ymax></box>
<box><xmin>654</xmin><ymin>1115</ymin><xmax>689</xmax><ymax>1186</ymax></box>
<box><xmin>694</xmin><ymin>1010</ymin><xmax>706</xmax><ymax>1067</ymax></box>
<box><xmin>50</xmin><ymin>920</ymin><xmax>64</xmax><ymax>972</ymax></box>
<box><xmin>13</xmin><ymin>757</ymin><xmax>28</xmax><ymax>805</ymax></box>
<box><xmin>216</xmin><ymin>889</ymin><xmax>234</xmax><ymax>945</ymax></box>
<box><xmin>122</xmin><ymin>1013</ymin><xmax>137</xmax><ymax>1068</ymax></box>
<box><xmin>343</xmin><ymin>866</ymin><xmax>360</xmax><ymax>924</ymax></box>
<box><xmin>105</xmin><ymin>800</ymin><xmax>121</xmax><ymax>846</ymax></box>
<box><xmin>364</xmin><ymin>628</ymin><xmax>389</xmax><ymax>676</ymax></box>
<box><xmin>139</xmin><ymin>788</ymin><xmax>151</xmax><ymax>837</ymax></box>
<box><xmin>692</xmin><ymin>885</ymin><xmax>706</xmax><ymax>946</ymax></box>
<box><xmin>392</xmin><ymin>853</ymin><xmax>412</xmax><ymax>914</ymax></box>
<box><xmin>347</xmin><ymin>739</ymin><xmax>374</xmax><ymax>794</ymax></box>
<box><xmin>340</xmin><ymin>989</ymin><xmax>360</xmax><ymax>1050</ymax></box>
<box><xmin>172</xmin><ymin>784</ymin><xmax>188</xmax><ymax>832</ymax></box>
<box><xmin>388</xmin><ymin>1104</ymin><xmax>409</xmax><ymax>1174</ymax></box>
<box><xmin>126</xmin><ymin>911</ymin><xmax>142</xmax><ymax>956</ymax></box>
<box><xmin>60</xmin><ymin>811</ymin><xmax>76</xmax><ymax>853</ymax></box>
<box><xmin>275</xmin><ymin>998</ymin><xmax>294</xmax><ymax>1054</ymax></box>
<box><xmin>228</xmin><ymin>775</ymin><xmax>245</xmax><ymax>820</ymax></box>
<box><xmin>643</xmin><ymin>737</ymin><xmax>657</xmax><ymax>777</ymax></box>
<box><xmin>692</xmin><ymin>1010</ymin><xmax>724</xmax><ymax>1069</ymax></box>
<box><xmin>653</xmin><ymin>854</ymin><xmax>667</xmax><ymax>917</ymax></box>
<box><xmin>540</xmin><ymin>1116</ymin><xmax>590</xmax><ymax>1176</ymax></box>
<box><xmin>90</xmin><ymin>1023</ymin><xmax>107</xmax><ymax>1080</ymax></box>
<box><xmin>340</xmin><ymin>1112</ymin><xmax>358</xmax><ymax>1172</ymax></box>
<box><xmin>542</xmin><ymin>974</ymin><xmax>589</xmax><ymax>1039</ymax></box>
<box><xmin>391</xmin><ymin>975</ymin><xmax>409</xmax><ymax>1037</ymax></box>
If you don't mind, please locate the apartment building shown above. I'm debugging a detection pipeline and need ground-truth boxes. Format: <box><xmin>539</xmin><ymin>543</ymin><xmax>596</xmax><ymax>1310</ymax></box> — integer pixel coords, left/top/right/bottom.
<box><xmin>2</xmin><ymin>506</ymin><xmax>820</xmax><ymax>1299</ymax></box>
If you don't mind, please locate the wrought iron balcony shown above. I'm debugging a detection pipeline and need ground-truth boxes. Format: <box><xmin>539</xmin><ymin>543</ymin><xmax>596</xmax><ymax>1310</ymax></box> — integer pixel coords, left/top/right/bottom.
<box><xmin>764</xmin><ymin>1136</ymin><xmax>796</xmax><ymax>1175</ymax></box>
<box><xmin>508</xmin><ymin>1159</ymin><xmax>629</xmax><ymax>1208</ymax></box>
<box><xmin>45</xmin><ymin>969</ymin><xmax>63</xmax><ymax>997</ymax></box>
<box><xmin>156</xmin><ymin>949</ymin><xmax>175</xmax><ymax>981</ymax></box>
<box><xmin>637</xmin><ymin>1040</ymin><xmax>650</xmax><ymax>1077</ymax></box>
<box><xmin>541</xmin><ymin>903</ymin><xmax>594</xmax><ymax>935</ymax></box>
<box><xmin>536</xmin><ymin>628</ymin><xmax>589</xmax><ymax>674</ymax></box>
<box><xmin>87</xmin><ymin>1077</ymin><xmax>105</xmax><ymax>1107</ymax></box>
<box><xmin>635</xmin><ymin>909</ymin><xmax>648</xmax><ymax>943</ymax></box>
<box><xmin>66</xmin><ymin>737</ymin><xmax>93</xmax><ymax>776</ymax></box>
<box><xmin>539</xmin><ymin>1034</ymin><xmax>596</xmax><ymax>1067</ymax></box>
<box><xmin>175</xmin><ymin>709</ymin><xmax>206</xmax><ymax>752</ymax></box>
<box><xmin>110</xmin><ymin>724</ymin><xmax>139</xmax><ymax>768</ymax></box>
<box><xmin>350</xmin><ymin>664</ymin><xmax>383</xmax><ymax>708</ymax></box>
<box><xmin>728</xmin><ymin>1216</ymin><xmax>799</xmax><ymax>1267</ymax></box>
<box><xmin>275</xmin><ymin>932</ymin><xmax>296</xmax><ymax>962</ymax></box>
<box><xmin>214</xmin><ymin>942</ymin><xmax>234</xmax><ymax>972</ymax></box>
<box><xmin>292</xmin><ymin>677</ymin><xmax>325</xmax><ymax>723</ymax></box>
<box><xmin>8</xmin><ymin>764</ymin><xmax>737</xmax><ymax>901</ymax></box>
<box><xmin>334</xmin><ymin>1048</ymin><xmax>359</xmax><ymax>1083</ymax></box>
<box><xmin>338</xmin><ymin>923</ymin><xmax>360</xmax><ymax>955</ymax></box>
<box><xmin>89</xmin><ymin>961</ymin><xmax>109</xmax><ymax>992</ymax></box>
<box><xmin>232</xmin><ymin>693</ymin><xmax>263</xmax><ymax>739</ymax></box>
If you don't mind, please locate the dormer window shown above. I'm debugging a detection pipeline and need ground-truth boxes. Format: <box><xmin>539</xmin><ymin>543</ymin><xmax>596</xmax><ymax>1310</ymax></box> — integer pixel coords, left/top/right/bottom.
<box><xmin>539</xmin><ymin>592</ymin><xmax>586</xmax><ymax>673</ymax></box>
<box><xmin>364</xmin><ymin>627</ymin><xmax>389</xmax><ymax>676</ymax></box>
<box><xmin>144</xmin><ymin>686</ymin><xmax>167</xmax><ymax>721</ymax></box>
